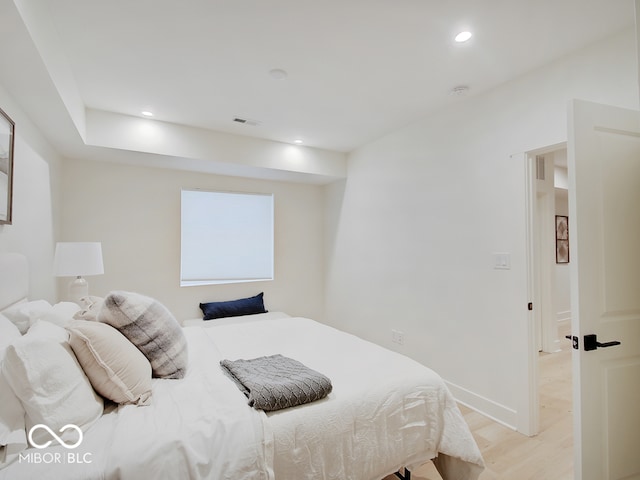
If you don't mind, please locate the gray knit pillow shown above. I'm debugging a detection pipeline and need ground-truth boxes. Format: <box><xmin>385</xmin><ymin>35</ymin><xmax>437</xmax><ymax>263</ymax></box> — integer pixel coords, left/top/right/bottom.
<box><xmin>98</xmin><ymin>291</ymin><xmax>187</xmax><ymax>379</ymax></box>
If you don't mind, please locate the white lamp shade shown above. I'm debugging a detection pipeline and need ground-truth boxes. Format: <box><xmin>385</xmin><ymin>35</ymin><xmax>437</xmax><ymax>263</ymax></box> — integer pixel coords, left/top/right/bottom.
<box><xmin>54</xmin><ymin>242</ymin><xmax>104</xmax><ymax>277</ymax></box>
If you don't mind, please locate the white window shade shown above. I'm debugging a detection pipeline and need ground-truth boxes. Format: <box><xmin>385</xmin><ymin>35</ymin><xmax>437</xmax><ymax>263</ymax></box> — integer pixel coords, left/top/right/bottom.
<box><xmin>181</xmin><ymin>189</ymin><xmax>274</xmax><ymax>286</ymax></box>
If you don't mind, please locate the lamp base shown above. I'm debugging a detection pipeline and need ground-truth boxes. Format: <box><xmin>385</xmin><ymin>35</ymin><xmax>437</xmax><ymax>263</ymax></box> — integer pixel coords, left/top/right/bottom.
<box><xmin>68</xmin><ymin>276</ymin><xmax>89</xmax><ymax>305</ymax></box>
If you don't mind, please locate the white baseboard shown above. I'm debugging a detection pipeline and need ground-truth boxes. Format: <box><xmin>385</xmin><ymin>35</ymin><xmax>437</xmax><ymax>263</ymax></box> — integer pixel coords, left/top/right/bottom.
<box><xmin>445</xmin><ymin>381</ymin><xmax>517</xmax><ymax>431</ymax></box>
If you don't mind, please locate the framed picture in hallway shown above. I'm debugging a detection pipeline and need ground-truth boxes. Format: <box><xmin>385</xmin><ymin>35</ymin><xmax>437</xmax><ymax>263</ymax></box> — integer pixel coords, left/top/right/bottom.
<box><xmin>556</xmin><ymin>215</ymin><xmax>569</xmax><ymax>263</ymax></box>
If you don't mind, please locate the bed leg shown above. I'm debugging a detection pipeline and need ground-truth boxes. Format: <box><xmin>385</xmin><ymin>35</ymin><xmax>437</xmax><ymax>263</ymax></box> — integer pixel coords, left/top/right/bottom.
<box><xmin>394</xmin><ymin>468</ymin><xmax>411</xmax><ymax>480</ymax></box>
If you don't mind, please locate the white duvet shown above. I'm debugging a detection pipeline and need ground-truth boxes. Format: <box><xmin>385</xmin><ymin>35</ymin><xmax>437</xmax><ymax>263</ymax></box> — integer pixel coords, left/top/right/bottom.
<box><xmin>1</xmin><ymin>315</ymin><xmax>483</xmax><ymax>480</ymax></box>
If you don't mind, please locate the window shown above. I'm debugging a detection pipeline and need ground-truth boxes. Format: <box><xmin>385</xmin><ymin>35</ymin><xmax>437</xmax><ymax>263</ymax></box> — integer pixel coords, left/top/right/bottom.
<box><xmin>180</xmin><ymin>189</ymin><xmax>274</xmax><ymax>286</ymax></box>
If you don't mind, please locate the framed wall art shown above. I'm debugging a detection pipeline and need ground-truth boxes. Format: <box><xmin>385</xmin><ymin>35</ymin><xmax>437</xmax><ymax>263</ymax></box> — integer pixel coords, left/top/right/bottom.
<box><xmin>0</xmin><ymin>107</ymin><xmax>15</xmax><ymax>225</ymax></box>
<box><xmin>555</xmin><ymin>215</ymin><xmax>569</xmax><ymax>263</ymax></box>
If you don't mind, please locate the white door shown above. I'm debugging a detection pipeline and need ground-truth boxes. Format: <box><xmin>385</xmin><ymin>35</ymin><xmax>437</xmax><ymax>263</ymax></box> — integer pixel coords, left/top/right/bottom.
<box><xmin>568</xmin><ymin>99</ymin><xmax>640</xmax><ymax>480</ymax></box>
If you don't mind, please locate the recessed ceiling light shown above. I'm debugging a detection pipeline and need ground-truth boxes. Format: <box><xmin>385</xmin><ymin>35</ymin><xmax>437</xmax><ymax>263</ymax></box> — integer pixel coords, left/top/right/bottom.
<box><xmin>455</xmin><ymin>31</ymin><xmax>472</xmax><ymax>43</ymax></box>
<box><xmin>141</xmin><ymin>111</ymin><xmax>154</xmax><ymax>117</ymax></box>
<box><xmin>293</xmin><ymin>139</ymin><xmax>303</xmax><ymax>145</ymax></box>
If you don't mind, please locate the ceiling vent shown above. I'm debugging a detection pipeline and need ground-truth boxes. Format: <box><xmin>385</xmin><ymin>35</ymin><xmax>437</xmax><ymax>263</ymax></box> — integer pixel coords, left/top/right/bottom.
<box><xmin>449</xmin><ymin>85</ymin><xmax>469</xmax><ymax>96</ymax></box>
<box><xmin>233</xmin><ymin>117</ymin><xmax>261</xmax><ymax>126</ymax></box>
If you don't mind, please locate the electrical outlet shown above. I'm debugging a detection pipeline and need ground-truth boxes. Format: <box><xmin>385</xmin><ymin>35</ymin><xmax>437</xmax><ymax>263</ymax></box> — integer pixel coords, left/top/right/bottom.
<box><xmin>391</xmin><ymin>329</ymin><xmax>405</xmax><ymax>345</ymax></box>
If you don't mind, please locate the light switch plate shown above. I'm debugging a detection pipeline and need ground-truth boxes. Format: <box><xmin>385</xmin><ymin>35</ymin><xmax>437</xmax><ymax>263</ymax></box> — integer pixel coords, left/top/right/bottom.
<box><xmin>493</xmin><ymin>252</ymin><xmax>511</xmax><ymax>270</ymax></box>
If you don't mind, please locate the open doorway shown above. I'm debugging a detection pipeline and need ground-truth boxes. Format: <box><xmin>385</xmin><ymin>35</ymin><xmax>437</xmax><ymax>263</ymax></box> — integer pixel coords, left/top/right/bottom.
<box><xmin>526</xmin><ymin>143</ymin><xmax>573</xmax><ymax>472</ymax></box>
<box><xmin>527</xmin><ymin>144</ymin><xmax>571</xmax><ymax>352</ymax></box>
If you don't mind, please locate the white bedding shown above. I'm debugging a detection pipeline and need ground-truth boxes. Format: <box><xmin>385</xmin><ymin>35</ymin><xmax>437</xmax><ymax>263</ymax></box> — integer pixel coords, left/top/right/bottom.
<box><xmin>182</xmin><ymin>310</ymin><xmax>291</xmax><ymax>327</ymax></box>
<box><xmin>210</xmin><ymin>316</ymin><xmax>484</xmax><ymax>480</ymax></box>
<box><xmin>1</xmin><ymin>327</ymin><xmax>272</xmax><ymax>480</ymax></box>
<box><xmin>1</xmin><ymin>312</ymin><xmax>484</xmax><ymax>480</ymax></box>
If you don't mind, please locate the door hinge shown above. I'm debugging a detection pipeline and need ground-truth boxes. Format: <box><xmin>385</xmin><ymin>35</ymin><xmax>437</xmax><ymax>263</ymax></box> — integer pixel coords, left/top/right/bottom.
<box><xmin>527</xmin><ymin>302</ymin><xmax>533</xmax><ymax>311</ymax></box>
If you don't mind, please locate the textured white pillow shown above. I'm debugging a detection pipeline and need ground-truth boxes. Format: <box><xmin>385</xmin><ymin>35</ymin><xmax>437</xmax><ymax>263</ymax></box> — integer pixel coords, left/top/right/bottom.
<box><xmin>98</xmin><ymin>291</ymin><xmax>188</xmax><ymax>379</ymax></box>
<box><xmin>0</xmin><ymin>314</ymin><xmax>27</xmax><ymax>461</ymax></box>
<box><xmin>26</xmin><ymin>319</ymin><xmax>69</xmax><ymax>343</ymax></box>
<box><xmin>67</xmin><ymin>320</ymin><xmax>152</xmax><ymax>405</ymax></box>
<box><xmin>1</xmin><ymin>323</ymin><xmax>104</xmax><ymax>445</ymax></box>
<box><xmin>73</xmin><ymin>296</ymin><xmax>104</xmax><ymax>322</ymax></box>
<box><xmin>0</xmin><ymin>314</ymin><xmax>21</xmax><ymax>353</ymax></box>
<box><xmin>4</xmin><ymin>301</ymin><xmax>81</xmax><ymax>331</ymax></box>
<box><xmin>38</xmin><ymin>302</ymin><xmax>82</xmax><ymax>327</ymax></box>
<box><xmin>0</xmin><ymin>372</ymin><xmax>27</xmax><ymax>457</ymax></box>
<box><xmin>2</xmin><ymin>300</ymin><xmax>50</xmax><ymax>334</ymax></box>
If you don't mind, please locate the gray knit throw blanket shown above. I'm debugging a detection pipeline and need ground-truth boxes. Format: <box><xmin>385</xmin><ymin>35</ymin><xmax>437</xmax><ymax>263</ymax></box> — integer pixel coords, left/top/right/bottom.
<box><xmin>220</xmin><ymin>354</ymin><xmax>333</xmax><ymax>411</ymax></box>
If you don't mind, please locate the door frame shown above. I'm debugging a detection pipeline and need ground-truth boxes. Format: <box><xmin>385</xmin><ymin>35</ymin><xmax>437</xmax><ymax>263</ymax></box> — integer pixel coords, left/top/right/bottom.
<box><xmin>522</xmin><ymin>141</ymin><xmax>567</xmax><ymax>436</ymax></box>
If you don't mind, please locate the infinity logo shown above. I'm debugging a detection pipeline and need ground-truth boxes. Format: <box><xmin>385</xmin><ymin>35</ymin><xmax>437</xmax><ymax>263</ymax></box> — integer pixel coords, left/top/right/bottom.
<box><xmin>28</xmin><ymin>424</ymin><xmax>83</xmax><ymax>449</ymax></box>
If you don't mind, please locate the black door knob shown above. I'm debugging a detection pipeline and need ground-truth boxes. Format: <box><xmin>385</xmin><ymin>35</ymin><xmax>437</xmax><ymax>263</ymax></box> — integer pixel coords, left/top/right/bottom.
<box><xmin>584</xmin><ymin>334</ymin><xmax>621</xmax><ymax>351</ymax></box>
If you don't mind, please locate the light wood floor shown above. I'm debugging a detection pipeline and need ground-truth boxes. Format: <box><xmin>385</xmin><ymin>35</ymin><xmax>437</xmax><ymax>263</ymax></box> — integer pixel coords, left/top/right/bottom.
<box><xmin>384</xmin><ymin>330</ymin><xmax>573</xmax><ymax>480</ymax></box>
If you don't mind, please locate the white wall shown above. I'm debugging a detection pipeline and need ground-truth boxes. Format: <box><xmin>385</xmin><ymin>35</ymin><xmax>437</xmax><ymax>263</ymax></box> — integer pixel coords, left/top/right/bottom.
<box><xmin>59</xmin><ymin>158</ymin><xmax>326</xmax><ymax>322</ymax></box>
<box><xmin>324</xmin><ymin>28</ymin><xmax>639</xmax><ymax>429</ymax></box>
<box><xmin>0</xmin><ymin>84</ymin><xmax>61</xmax><ymax>302</ymax></box>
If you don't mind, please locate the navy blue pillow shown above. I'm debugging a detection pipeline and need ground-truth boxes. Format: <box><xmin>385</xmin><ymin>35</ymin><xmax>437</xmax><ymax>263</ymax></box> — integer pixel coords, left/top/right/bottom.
<box><xmin>199</xmin><ymin>293</ymin><xmax>267</xmax><ymax>320</ymax></box>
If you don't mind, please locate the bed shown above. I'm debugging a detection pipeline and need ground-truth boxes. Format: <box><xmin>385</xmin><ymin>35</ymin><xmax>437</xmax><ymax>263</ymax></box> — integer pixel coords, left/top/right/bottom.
<box><xmin>0</xmin><ymin>252</ymin><xmax>484</xmax><ymax>480</ymax></box>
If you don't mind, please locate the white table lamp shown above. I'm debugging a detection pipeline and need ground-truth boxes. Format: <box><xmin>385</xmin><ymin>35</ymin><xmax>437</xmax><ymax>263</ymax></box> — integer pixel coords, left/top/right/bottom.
<box><xmin>54</xmin><ymin>242</ymin><xmax>104</xmax><ymax>304</ymax></box>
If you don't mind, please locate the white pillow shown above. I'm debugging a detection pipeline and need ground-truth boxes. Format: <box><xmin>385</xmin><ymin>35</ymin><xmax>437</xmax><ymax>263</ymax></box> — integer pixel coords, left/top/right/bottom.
<box><xmin>1</xmin><ymin>320</ymin><xmax>72</xmax><ymax>456</ymax></box>
<box><xmin>1</xmin><ymin>324</ymin><xmax>104</xmax><ymax>445</ymax></box>
<box><xmin>2</xmin><ymin>300</ymin><xmax>50</xmax><ymax>334</ymax></box>
<box><xmin>67</xmin><ymin>320</ymin><xmax>152</xmax><ymax>405</ymax></box>
<box><xmin>26</xmin><ymin>319</ymin><xmax>69</xmax><ymax>343</ymax></box>
<box><xmin>0</xmin><ymin>372</ymin><xmax>27</xmax><ymax>461</ymax></box>
<box><xmin>37</xmin><ymin>302</ymin><xmax>82</xmax><ymax>327</ymax></box>
<box><xmin>4</xmin><ymin>301</ymin><xmax>81</xmax><ymax>333</ymax></box>
<box><xmin>74</xmin><ymin>296</ymin><xmax>104</xmax><ymax>322</ymax></box>
<box><xmin>0</xmin><ymin>314</ymin><xmax>21</xmax><ymax>354</ymax></box>
<box><xmin>0</xmin><ymin>314</ymin><xmax>27</xmax><ymax>463</ymax></box>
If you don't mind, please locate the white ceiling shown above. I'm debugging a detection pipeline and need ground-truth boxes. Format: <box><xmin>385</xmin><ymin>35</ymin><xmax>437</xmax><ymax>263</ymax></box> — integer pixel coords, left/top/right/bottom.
<box><xmin>0</xmin><ymin>0</ymin><xmax>635</xmax><ymax>176</ymax></box>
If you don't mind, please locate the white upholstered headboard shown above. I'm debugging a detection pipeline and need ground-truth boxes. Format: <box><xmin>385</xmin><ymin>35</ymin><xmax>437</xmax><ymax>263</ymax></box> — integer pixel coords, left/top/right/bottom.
<box><xmin>0</xmin><ymin>252</ymin><xmax>29</xmax><ymax>312</ymax></box>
